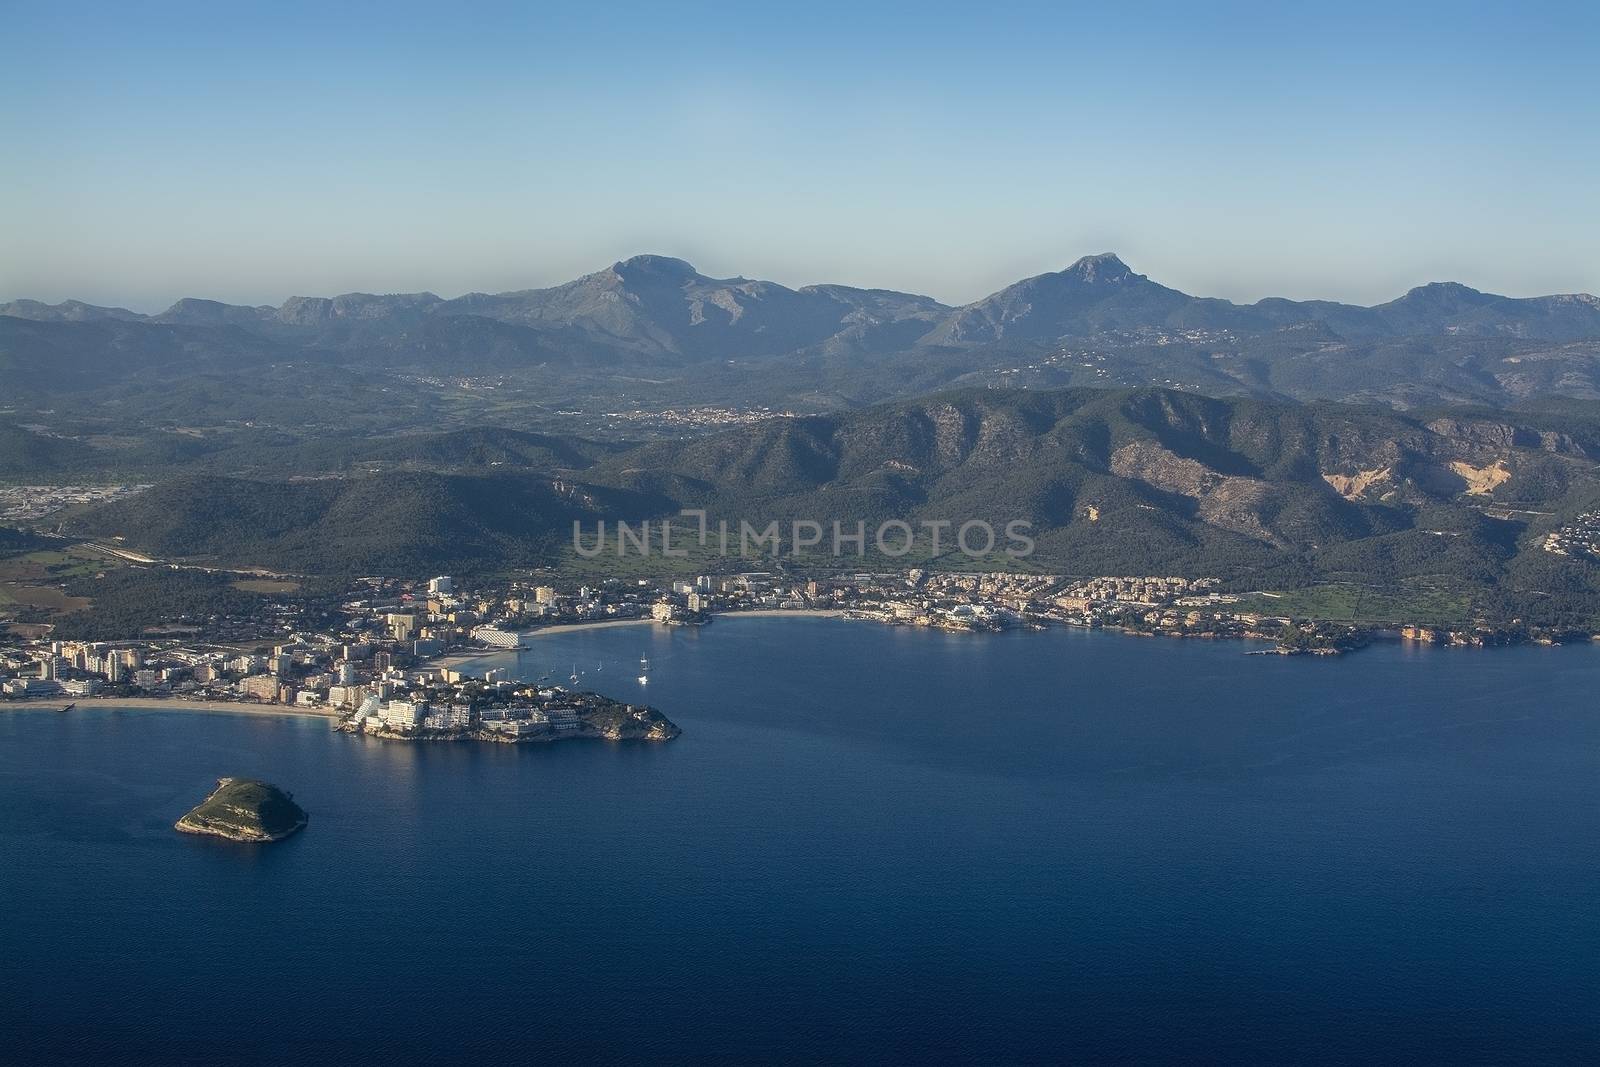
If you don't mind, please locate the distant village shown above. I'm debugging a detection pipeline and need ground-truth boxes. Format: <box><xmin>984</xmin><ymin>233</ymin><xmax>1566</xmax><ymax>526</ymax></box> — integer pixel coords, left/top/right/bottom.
<box><xmin>1542</xmin><ymin>509</ymin><xmax>1600</xmax><ymax>562</ymax></box>
<box><xmin>0</xmin><ymin>483</ymin><xmax>150</xmax><ymax>523</ymax></box>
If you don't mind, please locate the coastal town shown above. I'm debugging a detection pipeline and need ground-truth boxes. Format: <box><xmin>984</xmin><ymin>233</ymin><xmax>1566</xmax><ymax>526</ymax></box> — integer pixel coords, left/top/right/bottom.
<box><xmin>1</xmin><ymin>566</ymin><xmax>1420</xmax><ymax>720</ymax></box>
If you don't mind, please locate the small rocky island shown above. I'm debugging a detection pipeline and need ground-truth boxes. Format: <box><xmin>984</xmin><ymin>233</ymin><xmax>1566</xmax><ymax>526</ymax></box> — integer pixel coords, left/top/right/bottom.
<box><xmin>175</xmin><ymin>778</ymin><xmax>308</xmax><ymax>843</ymax></box>
<box><xmin>337</xmin><ymin>689</ymin><xmax>681</xmax><ymax>744</ymax></box>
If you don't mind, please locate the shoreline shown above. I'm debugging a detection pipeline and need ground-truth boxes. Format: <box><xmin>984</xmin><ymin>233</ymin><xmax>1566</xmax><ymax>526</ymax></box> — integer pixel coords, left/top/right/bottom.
<box><xmin>436</xmin><ymin>618</ymin><xmax>656</xmax><ymax>668</ymax></box>
<box><xmin>0</xmin><ymin>697</ymin><xmax>338</xmax><ymax>719</ymax></box>
<box><xmin>436</xmin><ymin>610</ymin><xmax>846</xmax><ymax>668</ymax></box>
<box><xmin>3</xmin><ymin>617</ymin><xmax>1587</xmax><ymax>724</ymax></box>
<box><xmin>3</xmin><ymin>615</ymin><xmax>854</xmax><ymax>719</ymax></box>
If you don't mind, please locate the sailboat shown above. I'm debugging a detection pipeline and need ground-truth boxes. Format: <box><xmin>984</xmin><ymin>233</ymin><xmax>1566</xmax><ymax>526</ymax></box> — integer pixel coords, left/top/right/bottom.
<box><xmin>570</xmin><ymin>664</ymin><xmax>580</xmax><ymax>685</ymax></box>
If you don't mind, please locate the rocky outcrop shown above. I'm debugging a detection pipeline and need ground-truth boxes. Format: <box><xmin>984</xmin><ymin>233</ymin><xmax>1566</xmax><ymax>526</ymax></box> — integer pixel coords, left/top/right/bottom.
<box><xmin>1448</xmin><ymin>459</ymin><xmax>1513</xmax><ymax>495</ymax></box>
<box><xmin>1322</xmin><ymin>466</ymin><xmax>1394</xmax><ymax>501</ymax></box>
<box><xmin>1110</xmin><ymin>440</ymin><xmax>1282</xmax><ymax>544</ymax></box>
<box><xmin>175</xmin><ymin>778</ymin><xmax>307</xmax><ymax>843</ymax></box>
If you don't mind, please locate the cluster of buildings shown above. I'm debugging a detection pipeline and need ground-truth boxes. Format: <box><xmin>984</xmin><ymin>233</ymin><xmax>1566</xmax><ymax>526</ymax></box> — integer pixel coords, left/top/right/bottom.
<box><xmin>740</xmin><ymin>570</ymin><xmax>1252</xmax><ymax>636</ymax></box>
<box><xmin>0</xmin><ymin>573</ymin><xmax>504</xmax><ymax>706</ymax></box>
<box><xmin>596</xmin><ymin>406</ymin><xmax>801</xmax><ymax>432</ymax></box>
<box><xmin>0</xmin><ymin>570</ymin><xmax>735</xmax><ymax>708</ymax></box>
<box><xmin>0</xmin><ymin>484</ymin><xmax>149</xmax><ymax>523</ymax></box>
<box><xmin>1050</xmin><ymin>575</ymin><xmax>1228</xmax><ymax>607</ymax></box>
<box><xmin>0</xmin><ymin>640</ymin><xmax>180</xmax><ymax>698</ymax></box>
<box><xmin>342</xmin><ymin>691</ymin><xmax>602</xmax><ymax>740</ymax></box>
<box><xmin>642</xmin><ymin>570</ymin><xmax>1268</xmax><ymax>640</ymax></box>
<box><xmin>1</xmin><ymin>566</ymin><xmax>1317</xmax><ymax>705</ymax></box>
<box><xmin>1541</xmin><ymin>510</ymin><xmax>1600</xmax><ymax>561</ymax></box>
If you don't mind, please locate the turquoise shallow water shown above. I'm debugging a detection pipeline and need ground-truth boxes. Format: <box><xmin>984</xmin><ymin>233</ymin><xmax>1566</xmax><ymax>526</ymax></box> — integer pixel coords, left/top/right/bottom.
<box><xmin>2</xmin><ymin>619</ymin><xmax>1597</xmax><ymax>1064</ymax></box>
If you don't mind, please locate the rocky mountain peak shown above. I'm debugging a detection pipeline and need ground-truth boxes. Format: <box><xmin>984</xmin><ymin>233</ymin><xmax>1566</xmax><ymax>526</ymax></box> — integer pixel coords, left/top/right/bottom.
<box><xmin>613</xmin><ymin>254</ymin><xmax>701</xmax><ymax>280</ymax></box>
<box><xmin>1062</xmin><ymin>253</ymin><xmax>1136</xmax><ymax>284</ymax></box>
<box><xmin>1398</xmin><ymin>281</ymin><xmax>1488</xmax><ymax>304</ymax></box>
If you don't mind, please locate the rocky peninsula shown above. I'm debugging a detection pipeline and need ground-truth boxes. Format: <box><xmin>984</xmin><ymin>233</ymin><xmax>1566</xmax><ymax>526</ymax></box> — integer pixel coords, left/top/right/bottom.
<box><xmin>175</xmin><ymin>777</ymin><xmax>308</xmax><ymax>842</ymax></box>
<box><xmin>337</xmin><ymin>689</ymin><xmax>681</xmax><ymax>744</ymax></box>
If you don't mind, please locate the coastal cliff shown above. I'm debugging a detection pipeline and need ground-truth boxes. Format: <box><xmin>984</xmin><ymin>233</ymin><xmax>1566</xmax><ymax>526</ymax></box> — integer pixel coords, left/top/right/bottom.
<box><xmin>577</xmin><ymin>701</ymin><xmax>681</xmax><ymax>741</ymax></box>
<box><xmin>175</xmin><ymin>777</ymin><xmax>308</xmax><ymax>842</ymax></box>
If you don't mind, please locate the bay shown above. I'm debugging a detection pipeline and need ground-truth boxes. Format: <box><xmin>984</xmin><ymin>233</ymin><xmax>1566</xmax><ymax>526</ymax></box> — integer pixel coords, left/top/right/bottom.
<box><xmin>2</xmin><ymin>619</ymin><xmax>1597</xmax><ymax>1064</ymax></box>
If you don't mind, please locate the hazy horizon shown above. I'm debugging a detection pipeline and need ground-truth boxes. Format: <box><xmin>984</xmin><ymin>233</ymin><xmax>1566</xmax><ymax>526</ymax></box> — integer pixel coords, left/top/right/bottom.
<box><xmin>4</xmin><ymin>0</ymin><xmax>1597</xmax><ymax>311</ymax></box>
<box><xmin>7</xmin><ymin>248</ymin><xmax>1600</xmax><ymax>318</ymax></box>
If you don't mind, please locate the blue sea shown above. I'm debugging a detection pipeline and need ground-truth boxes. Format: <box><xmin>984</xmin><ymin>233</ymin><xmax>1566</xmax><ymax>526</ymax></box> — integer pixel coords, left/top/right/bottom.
<box><xmin>2</xmin><ymin>619</ymin><xmax>1597</xmax><ymax>1064</ymax></box>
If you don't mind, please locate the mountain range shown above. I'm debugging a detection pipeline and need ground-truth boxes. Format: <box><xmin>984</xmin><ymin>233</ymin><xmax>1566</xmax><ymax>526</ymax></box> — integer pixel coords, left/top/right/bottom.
<box><xmin>13</xmin><ymin>258</ymin><xmax>1600</xmax><ymax>634</ymax></box>
<box><xmin>10</xmin><ymin>252</ymin><xmax>1600</xmax><ymax>347</ymax></box>
<box><xmin>7</xmin><ymin>254</ymin><xmax>1600</xmax><ymax>418</ymax></box>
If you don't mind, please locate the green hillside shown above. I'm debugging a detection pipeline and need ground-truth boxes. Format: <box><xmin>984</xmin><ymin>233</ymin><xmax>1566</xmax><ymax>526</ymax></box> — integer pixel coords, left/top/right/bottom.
<box><xmin>55</xmin><ymin>386</ymin><xmax>1600</xmax><ymax>626</ymax></box>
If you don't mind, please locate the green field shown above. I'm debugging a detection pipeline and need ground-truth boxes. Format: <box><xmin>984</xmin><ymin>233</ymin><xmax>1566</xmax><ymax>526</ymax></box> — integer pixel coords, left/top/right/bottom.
<box><xmin>1237</xmin><ymin>580</ymin><xmax>1477</xmax><ymax>628</ymax></box>
<box><xmin>0</xmin><ymin>545</ymin><xmax>113</xmax><ymax>618</ymax></box>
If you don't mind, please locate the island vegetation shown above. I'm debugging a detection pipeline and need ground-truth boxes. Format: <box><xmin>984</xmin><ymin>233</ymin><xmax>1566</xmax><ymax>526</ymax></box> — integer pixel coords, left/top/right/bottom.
<box><xmin>174</xmin><ymin>777</ymin><xmax>307</xmax><ymax>843</ymax></box>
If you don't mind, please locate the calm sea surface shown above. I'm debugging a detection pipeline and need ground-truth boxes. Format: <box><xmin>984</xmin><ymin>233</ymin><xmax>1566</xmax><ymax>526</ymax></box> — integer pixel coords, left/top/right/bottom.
<box><xmin>2</xmin><ymin>619</ymin><xmax>1597</xmax><ymax>1064</ymax></box>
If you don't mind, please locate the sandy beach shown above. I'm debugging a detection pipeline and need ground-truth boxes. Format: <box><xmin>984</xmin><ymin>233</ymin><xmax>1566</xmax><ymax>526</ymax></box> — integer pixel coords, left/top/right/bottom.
<box><xmin>525</xmin><ymin>618</ymin><xmax>656</xmax><ymax>636</ymax></box>
<box><xmin>1</xmin><ymin>697</ymin><xmax>338</xmax><ymax>720</ymax></box>
<box><xmin>3</xmin><ymin>612</ymin><xmax>857</xmax><ymax>713</ymax></box>
<box><xmin>436</xmin><ymin>611</ymin><xmax>848</xmax><ymax>669</ymax></box>
<box><xmin>435</xmin><ymin>618</ymin><xmax>655</xmax><ymax>669</ymax></box>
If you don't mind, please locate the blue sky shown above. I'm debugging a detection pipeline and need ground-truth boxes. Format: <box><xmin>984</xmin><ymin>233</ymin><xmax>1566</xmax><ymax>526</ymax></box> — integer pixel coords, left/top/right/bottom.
<box><xmin>3</xmin><ymin>1</ymin><xmax>1596</xmax><ymax>310</ymax></box>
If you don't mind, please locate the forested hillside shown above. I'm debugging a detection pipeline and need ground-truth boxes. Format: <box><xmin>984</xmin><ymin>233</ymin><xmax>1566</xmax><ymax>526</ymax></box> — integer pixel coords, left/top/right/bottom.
<box><xmin>54</xmin><ymin>387</ymin><xmax>1600</xmax><ymax>626</ymax></box>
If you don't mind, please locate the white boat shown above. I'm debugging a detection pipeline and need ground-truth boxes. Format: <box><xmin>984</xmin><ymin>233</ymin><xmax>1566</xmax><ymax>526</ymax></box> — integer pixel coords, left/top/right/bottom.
<box><xmin>637</xmin><ymin>674</ymin><xmax>649</xmax><ymax>685</ymax></box>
